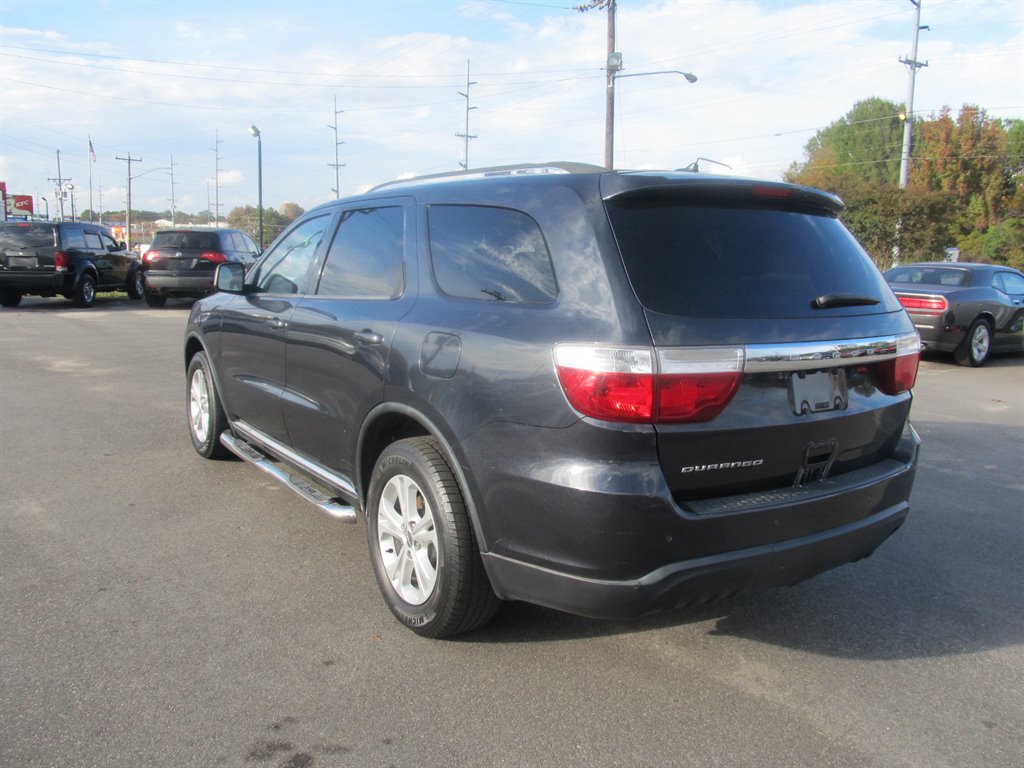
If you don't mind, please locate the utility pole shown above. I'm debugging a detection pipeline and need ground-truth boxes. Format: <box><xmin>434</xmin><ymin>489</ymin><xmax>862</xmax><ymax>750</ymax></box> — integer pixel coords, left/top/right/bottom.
<box><xmin>169</xmin><ymin>155</ymin><xmax>177</xmax><ymax>225</ymax></box>
<box><xmin>48</xmin><ymin>150</ymin><xmax>68</xmax><ymax>220</ymax></box>
<box><xmin>212</xmin><ymin>130</ymin><xmax>223</xmax><ymax>226</ymax></box>
<box><xmin>328</xmin><ymin>96</ymin><xmax>346</xmax><ymax>198</ymax></box>
<box><xmin>604</xmin><ymin>1</ymin><xmax>617</xmax><ymax>169</ymax></box>
<box><xmin>116</xmin><ymin>154</ymin><xmax>142</xmax><ymax>249</ymax></box>
<box><xmin>576</xmin><ymin>1</ymin><xmax>617</xmax><ymax>168</ymax></box>
<box><xmin>898</xmin><ymin>0</ymin><xmax>928</xmax><ymax>189</ymax></box>
<box><xmin>456</xmin><ymin>59</ymin><xmax>478</xmax><ymax>170</ymax></box>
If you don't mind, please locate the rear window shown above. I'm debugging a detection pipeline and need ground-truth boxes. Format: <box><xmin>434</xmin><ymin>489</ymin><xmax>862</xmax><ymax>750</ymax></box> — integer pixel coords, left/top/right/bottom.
<box><xmin>605</xmin><ymin>197</ymin><xmax>898</xmax><ymax>318</ymax></box>
<box><xmin>885</xmin><ymin>266</ymin><xmax>968</xmax><ymax>287</ymax></box>
<box><xmin>152</xmin><ymin>231</ymin><xmax>220</xmax><ymax>251</ymax></box>
<box><xmin>0</xmin><ymin>224</ymin><xmax>56</xmax><ymax>251</ymax></box>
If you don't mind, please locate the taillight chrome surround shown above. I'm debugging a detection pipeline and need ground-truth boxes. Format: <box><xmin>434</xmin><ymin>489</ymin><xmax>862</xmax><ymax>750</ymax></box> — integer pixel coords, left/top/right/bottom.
<box><xmin>554</xmin><ymin>333</ymin><xmax>920</xmax><ymax>424</ymax></box>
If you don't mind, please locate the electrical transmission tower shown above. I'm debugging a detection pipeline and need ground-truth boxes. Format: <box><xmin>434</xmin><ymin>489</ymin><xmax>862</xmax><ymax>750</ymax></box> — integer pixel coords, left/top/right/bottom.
<box><xmin>456</xmin><ymin>60</ymin><xmax>478</xmax><ymax>170</ymax></box>
<box><xmin>328</xmin><ymin>96</ymin><xmax>346</xmax><ymax>199</ymax></box>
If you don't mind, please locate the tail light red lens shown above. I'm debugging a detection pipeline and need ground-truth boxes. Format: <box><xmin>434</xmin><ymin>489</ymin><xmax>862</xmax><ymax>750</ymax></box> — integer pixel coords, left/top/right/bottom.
<box><xmin>897</xmin><ymin>294</ymin><xmax>947</xmax><ymax>314</ymax></box>
<box><xmin>554</xmin><ymin>346</ymin><xmax>744</xmax><ymax>424</ymax></box>
<box><xmin>200</xmin><ymin>251</ymin><xmax>228</xmax><ymax>263</ymax></box>
<box><xmin>555</xmin><ymin>347</ymin><xmax>654</xmax><ymax>422</ymax></box>
<box><xmin>54</xmin><ymin>251</ymin><xmax>70</xmax><ymax>271</ymax></box>
<box><xmin>143</xmin><ymin>249</ymin><xmax>160</xmax><ymax>263</ymax></box>
<box><xmin>866</xmin><ymin>334</ymin><xmax>921</xmax><ymax>395</ymax></box>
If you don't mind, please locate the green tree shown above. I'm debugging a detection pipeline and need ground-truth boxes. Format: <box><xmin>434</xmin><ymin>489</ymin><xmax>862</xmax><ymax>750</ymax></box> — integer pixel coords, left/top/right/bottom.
<box><xmin>787</xmin><ymin>100</ymin><xmax>1023</xmax><ymax>269</ymax></box>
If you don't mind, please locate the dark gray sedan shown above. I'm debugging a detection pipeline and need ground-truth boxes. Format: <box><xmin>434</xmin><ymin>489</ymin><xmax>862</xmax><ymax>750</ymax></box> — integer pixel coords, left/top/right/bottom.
<box><xmin>884</xmin><ymin>262</ymin><xmax>1024</xmax><ymax>366</ymax></box>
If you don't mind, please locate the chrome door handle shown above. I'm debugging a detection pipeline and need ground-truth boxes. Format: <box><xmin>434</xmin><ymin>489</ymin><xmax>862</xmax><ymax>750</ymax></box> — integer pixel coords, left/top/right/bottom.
<box><xmin>266</xmin><ymin>318</ymin><xmax>287</xmax><ymax>330</ymax></box>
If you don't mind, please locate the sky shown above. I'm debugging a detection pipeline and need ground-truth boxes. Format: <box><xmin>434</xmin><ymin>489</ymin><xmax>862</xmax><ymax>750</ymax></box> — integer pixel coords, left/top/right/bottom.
<box><xmin>1</xmin><ymin>0</ymin><xmax>1022</xmax><ymax>220</ymax></box>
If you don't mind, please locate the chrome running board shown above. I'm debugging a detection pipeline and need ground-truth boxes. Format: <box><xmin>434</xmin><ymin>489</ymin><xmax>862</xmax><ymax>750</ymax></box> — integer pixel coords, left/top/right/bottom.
<box><xmin>220</xmin><ymin>431</ymin><xmax>357</xmax><ymax>523</ymax></box>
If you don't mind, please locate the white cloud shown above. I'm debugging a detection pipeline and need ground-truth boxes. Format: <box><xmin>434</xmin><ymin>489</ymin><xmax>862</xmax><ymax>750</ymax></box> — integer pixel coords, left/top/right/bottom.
<box><xmin>2</xmin><ymin>1</ymin><xmax>1020</xmax><ymax>214</ymax></box>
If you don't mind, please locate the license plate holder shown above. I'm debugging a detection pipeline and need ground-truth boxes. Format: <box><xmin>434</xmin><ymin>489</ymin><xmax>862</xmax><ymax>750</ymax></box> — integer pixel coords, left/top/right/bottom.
<box><xmin>789</xmin><ymin>370</ymin><xmax>848</xmax><ymax>415</ymax></box>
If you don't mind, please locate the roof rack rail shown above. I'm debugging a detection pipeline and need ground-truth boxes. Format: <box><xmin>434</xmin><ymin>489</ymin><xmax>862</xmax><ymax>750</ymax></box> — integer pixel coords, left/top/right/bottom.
<box><xmin>370</xmin><ymin>161</ymin><xmax>607</xmax><ymax>192</ymax></box>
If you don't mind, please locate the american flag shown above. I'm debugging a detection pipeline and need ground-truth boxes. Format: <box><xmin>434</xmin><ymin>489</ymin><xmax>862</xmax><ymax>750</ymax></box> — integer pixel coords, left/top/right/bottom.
<box><xmin>89</xmin><ymin>137</ymin><xmax>96</xmax><ymax>162</ymax></box>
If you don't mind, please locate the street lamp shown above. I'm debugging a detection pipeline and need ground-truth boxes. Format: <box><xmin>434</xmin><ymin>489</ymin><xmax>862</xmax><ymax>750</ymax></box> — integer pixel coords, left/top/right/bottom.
<box><xmin>40</xmin><ymin>196</ymin><xmax>49</xmax><ymax>220</ymax></box>
<box><xmin>605</xmin><ymin>53</ymin><xmax>697</xmax><ymax>169</ymax></box>
<box><xmin>249</xmin><ymin>125</ymin><xmax>263</xmax><ymax>250</ymax></box>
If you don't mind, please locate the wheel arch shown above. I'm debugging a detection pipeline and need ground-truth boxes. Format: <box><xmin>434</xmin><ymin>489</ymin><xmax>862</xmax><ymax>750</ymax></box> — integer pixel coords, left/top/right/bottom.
<box><xmin>357</xmin><ymin>403</ymin><xmax>493</xmax><ymax>555</ymax></box>
<box><xmin>74</xmin><ymin>261</ymin><xmax>99</xmax><ymax>287</ymax></box>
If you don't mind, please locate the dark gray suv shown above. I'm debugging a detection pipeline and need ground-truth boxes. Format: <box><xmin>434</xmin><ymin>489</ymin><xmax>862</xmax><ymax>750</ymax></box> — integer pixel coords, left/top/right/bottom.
<box><xmin>184</xmin><ymin>165</ymin><xmax>921</xmax><ymax>637</ymax></box>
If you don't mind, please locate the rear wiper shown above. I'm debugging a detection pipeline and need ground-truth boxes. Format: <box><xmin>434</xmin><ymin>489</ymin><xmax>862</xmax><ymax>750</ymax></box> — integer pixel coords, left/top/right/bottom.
<box><xmin>811</xmin><ymin>293</ymin><xmax>880</xmax><ymax>309</ymax></box>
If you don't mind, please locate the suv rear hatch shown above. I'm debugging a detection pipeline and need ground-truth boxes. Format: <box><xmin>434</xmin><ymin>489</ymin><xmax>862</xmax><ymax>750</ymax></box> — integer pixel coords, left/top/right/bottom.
<box><xmin>145</xmin><ymin>231</ymin><xmax>226</xmax><ymax>272</ymax></box>
<box><xmin>600</xmin><ymin>177</ymin><xmax>918</xmax><ymax>503</ymax></box>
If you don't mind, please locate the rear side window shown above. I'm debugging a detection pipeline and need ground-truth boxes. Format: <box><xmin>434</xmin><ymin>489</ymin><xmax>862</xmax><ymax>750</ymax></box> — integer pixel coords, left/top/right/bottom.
<box><xmin>231</xmin><ymin>233</ymin><xmax>258</xmax><ymax>253</ymax></box>
<box><xmin>428</xmin><ymin>205</ymin><xmax>557</xmax><ymax>304</ymax></box>
<box><xmin>61</xmin><ymin>228</ymin><xmax>87</xmax><ymax>249</ymax></box>
<box><xmin>606</xmin><ymin>198</ymin><xmax>898</xmax><ymax>318</ymax></box>
<box><xmin>84</xmin><ymin>232</ymin><xmax>103</xmax><ymax>250</ymax></box>
<box><xmin>317</xmin><ymin>207</ymin><xmax>404</xmax><ymax>299</ymax></box>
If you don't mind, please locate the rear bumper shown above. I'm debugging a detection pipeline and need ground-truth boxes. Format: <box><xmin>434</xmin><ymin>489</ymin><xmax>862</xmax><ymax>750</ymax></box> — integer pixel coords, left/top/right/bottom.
<box><xmin>908</xmin><ymin>312</ymin><xmax>964</xmax><ymax>352</ymax></box>
<box><xmin>483</xmin><ymin>500</ymin><xmax>908</xmax><ymax>619</ymax></box>
<box><xmin>0</xmin><ymin>272</ymin><xmax>70</xmax><ymax>296</ymax></box>
<box><xmin>470</xmin><ymin>421</ymin><xmax>920</xmax><ymax>620</ymax></box>
<box><xmin>144</xmin><ymin>271</ymin><xmax>215</xmax><ymax>297</ymax></box>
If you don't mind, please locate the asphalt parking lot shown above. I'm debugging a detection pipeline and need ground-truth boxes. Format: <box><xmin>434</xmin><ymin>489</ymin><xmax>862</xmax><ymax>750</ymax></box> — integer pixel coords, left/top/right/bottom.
<box><xmin>1</xmin><ymin>296</ymin><xmax>1022</xmax><ymax>768</ymax></box>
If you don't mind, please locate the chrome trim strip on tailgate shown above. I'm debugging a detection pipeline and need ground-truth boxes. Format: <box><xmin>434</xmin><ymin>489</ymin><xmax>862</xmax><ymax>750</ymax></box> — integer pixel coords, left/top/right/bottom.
<box><xmin>744</xmin><ymin>334</ymin><xmax>913</xmax><ymax>373</ymax></box>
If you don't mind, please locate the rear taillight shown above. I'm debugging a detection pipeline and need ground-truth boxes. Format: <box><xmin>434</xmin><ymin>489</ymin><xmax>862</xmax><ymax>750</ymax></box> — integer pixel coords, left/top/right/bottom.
<box><xmin>864</xmin><ymin>333</ymin><xmax>920</xmax><ymax>395</ymax></box>
<box><xmin>897</xmin><ymin>294</ymin><xmax>947</xmax><ymax>314</ymax></box>
<box><xmin>657</xmin><ymin>348</ymin><xmax>745</xmax><ymax>422</ymax></box>
<box><xmin>200</xmin><ymin>251</ymin><xmax>228</xmax><ymax>263</ymax></box>
<box><xmin>54</xmin><ymin>251</ymin><xmax>70</xmax><ymax>272</ymax></box>
<box><xmin>143</xmin><ymin>249</ymin><xmax>160</xmax><ymax>263</ymax></box>
<box><xmin>554</xmin><ymin>345</ymin><xmax>744</xmax><ymax>424</ymax></box>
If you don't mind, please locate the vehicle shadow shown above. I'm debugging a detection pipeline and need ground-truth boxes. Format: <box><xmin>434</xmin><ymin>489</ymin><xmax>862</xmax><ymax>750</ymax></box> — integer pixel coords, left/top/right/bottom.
<box><xmin>4</xmin><ymin>296</ymin><xmax>196</xmax><ymax>311</ymax></box>
<box><xmin>921</xmin><ymin>349</ymin><xmax>1024</xmax><ymax>367</ymax></box>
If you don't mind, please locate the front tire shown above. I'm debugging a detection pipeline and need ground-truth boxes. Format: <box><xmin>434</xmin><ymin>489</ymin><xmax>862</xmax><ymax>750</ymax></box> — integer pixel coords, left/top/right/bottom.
<box><xmin>955</xmin><ymin>318</ymin><xmax>991</xmax><ymax>367</ymax></box>
<box><xmin>366</xmin><ymin>437</ymin><xmax>500</xmax><ymax>638</ymax></box>
<box><xmin>186</xmin><ymin>351</ymin><xmax>230</xmax><ymax>459</ymax></box>
<box><xmin>72</xmin><ymin>273</ymin><xmax>96</xmax><ymax>308</ymax></box>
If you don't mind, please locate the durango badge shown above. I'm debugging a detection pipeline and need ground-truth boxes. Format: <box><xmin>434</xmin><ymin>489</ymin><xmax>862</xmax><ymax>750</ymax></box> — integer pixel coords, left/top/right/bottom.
<box><xmin>681</xmin><ymin>459</ymin><xmax>765</xmax><ymax>473</ymax></box>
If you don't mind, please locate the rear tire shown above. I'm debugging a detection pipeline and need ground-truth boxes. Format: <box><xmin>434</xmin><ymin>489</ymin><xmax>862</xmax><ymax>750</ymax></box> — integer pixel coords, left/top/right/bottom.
<box><xmin>186</xmin><ymin>351</ymin><xmax>230</xmax><ymax>459</ymax></box>
<box><xmin>0</xmin><ymin>289</ymin><xmax>22</xmax><ymax>307</ymax></box>
<box><xmin>127</xmin><ymin>268</ymin><xmax>145</xmax><ymax>300</ymax></box>
<box><xmin>954</xmin><ymin>318</ymin><xmax>991</xmax><ymax>367</ymax></box>
<box><xmin>366</xmin><ymin>437</ymin><xmax>500</xmax><ymax>638</ymax></box>
<box><xmin>145</xmin><ymin>291</ymin><xmax>167</xmax><ymax>308</ymax></box>
<box><xmin>72</xmin><ymin>273</ymin><xmax>96</xmax><ymax>308</ymax></box>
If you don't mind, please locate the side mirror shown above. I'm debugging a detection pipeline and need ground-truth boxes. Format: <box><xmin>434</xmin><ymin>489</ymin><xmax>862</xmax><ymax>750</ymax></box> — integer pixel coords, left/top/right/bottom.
<box><xmin>118</xmin><ymin>241</ymin><xmax>128</xmax><ymax>251</ymax></box>
<box><xmin>215</xmin><ymin>261</ymin><xmax>246</xmax><ymax>294</ymax></box>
